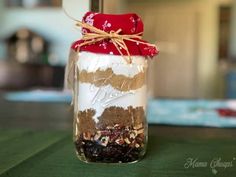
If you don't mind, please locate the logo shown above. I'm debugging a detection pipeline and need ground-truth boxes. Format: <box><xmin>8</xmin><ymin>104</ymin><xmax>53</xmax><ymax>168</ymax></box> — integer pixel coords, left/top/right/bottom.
<box><xmin>184</xmin><ymin>157</ymin><xmax>235</xmax><ymax>175</ymax></box>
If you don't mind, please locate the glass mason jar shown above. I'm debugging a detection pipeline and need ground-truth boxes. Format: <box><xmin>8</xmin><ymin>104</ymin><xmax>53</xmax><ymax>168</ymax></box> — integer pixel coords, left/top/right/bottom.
<box><xmin>73</xmin><ymin>51</ymin><xmax>148</xmax><ymax>163</ymax></box>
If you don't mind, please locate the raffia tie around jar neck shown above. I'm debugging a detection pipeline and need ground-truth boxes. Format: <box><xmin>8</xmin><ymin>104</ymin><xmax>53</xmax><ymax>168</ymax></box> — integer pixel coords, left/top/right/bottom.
<box><xmin>76</xmin><ymin>21</ymin><xmax>157</xmax><ymax>64</ymax></box>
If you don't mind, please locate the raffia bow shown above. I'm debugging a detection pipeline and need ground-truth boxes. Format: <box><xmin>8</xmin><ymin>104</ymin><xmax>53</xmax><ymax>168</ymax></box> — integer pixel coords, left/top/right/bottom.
<box><xmin>64</xmin><ymin>11</ymin><xmax>157</xmax><ymax>104</ymax></box>
<box><xmin>76</xmin><ymin>20</ymin><xmax>157</xmax><ymax>63</ymax></box>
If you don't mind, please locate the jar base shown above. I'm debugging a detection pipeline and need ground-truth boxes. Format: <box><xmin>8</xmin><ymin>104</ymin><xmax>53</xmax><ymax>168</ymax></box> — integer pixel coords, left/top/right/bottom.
<box><xmin>75</xmin><ymin>150</ymin><xmax>145</xmax><ymax>164</ymax></box>
<box><xmin>74</xmin><ymin>139</ymin><xmax>146</xmax><ymax>163</ymax></box>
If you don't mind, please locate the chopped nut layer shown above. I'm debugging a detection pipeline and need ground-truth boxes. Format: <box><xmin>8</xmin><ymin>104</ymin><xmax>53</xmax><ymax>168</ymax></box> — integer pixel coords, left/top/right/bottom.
<box><xmin>75</xmin><ymin>123</ymin><xmax>146</xmax><ymax>163</ymax></box>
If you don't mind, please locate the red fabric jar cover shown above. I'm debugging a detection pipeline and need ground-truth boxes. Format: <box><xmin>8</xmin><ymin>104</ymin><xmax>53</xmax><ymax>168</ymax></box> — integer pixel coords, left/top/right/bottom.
<box><xmin>71</xmin><ymin>12</ymin><xmax>159</xmax><ymax>57</ymax></box>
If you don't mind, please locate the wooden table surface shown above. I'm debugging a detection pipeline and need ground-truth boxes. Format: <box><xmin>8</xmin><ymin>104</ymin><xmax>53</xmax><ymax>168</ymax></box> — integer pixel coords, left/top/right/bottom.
<box><xmin>1</xmin><ymin>96</ymin><xmax>236</xmax><ymax>177</ymax></box>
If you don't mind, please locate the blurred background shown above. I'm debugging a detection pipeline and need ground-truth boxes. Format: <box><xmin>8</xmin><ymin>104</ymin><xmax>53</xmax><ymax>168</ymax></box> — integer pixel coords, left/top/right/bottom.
<box><xmin>103</xmin><ymin>0</ymin><xmax>236</xmax><ymax>99</ymax></box>
<box><xmin>0</xmin><ymin>0</ymin><xmax>88</xmax><ymax>92</ymax></box>
<box><xmin>0</xmin><ymin>0</ymin><xmax>236</xmax><ymax>99</ymax></box>
<box><xmin>1</xmin><ymin>2</ymin><xmax>236</xmax><ymax>175</ymax></box>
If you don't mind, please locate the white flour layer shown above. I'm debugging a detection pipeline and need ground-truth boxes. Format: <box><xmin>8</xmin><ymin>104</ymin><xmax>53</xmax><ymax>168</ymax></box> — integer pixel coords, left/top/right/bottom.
<box><xmin>77</xmin><ymin>52</ymin><xmax>147</xmax><ymax>77</ymax></box>
<box><xmin>76</xmin><ymin>83</ymin><xmax>147</xmax><ymax>122</ymax></box>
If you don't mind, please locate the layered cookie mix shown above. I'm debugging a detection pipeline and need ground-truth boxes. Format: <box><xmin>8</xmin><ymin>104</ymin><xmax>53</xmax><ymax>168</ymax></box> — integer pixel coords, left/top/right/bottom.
<box><xmin>73</xmin><ymin>52</ymin><xmax>148</xmax><ymax>163</ymax></box>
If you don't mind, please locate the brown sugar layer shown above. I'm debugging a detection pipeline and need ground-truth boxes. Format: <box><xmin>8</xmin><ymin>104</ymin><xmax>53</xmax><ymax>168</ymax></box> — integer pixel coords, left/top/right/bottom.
<box><xmin>77</xmin><ymin>109</ymin><xmax>96</xmax><ymax>134</ymax></box>
<box><xmin>77</xmin><ymin>106</ymin><xmax>145</xmax><ymax>134</ymax></box>
<box><xmin>98</xmin><ymin>106</ymin><xmax>145</xmax><ymax>128</ymax></box>
<box><xmin>78</xmin><ymin>68</ymin><xmax>146</xmax><ymax>92</ymax></box>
